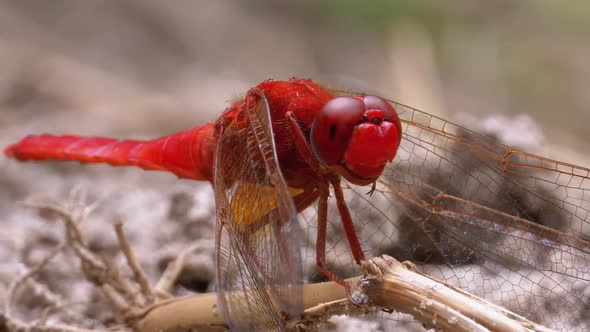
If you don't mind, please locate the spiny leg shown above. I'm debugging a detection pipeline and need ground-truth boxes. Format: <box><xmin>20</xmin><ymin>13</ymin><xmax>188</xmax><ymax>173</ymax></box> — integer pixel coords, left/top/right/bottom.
<box><xmin>315</xmin><ymin>180</ymin><xmax>359</xmax><ymax>304</ymax></box>
<box><xmin>329</xmin><ymin>177</ymin><xmax>366</xmax><ymax>264</ymax></box>
<box><xmin>315</xmin><ymin>181</ymin><xmax>346</xmax><ymax>286</ymax></box>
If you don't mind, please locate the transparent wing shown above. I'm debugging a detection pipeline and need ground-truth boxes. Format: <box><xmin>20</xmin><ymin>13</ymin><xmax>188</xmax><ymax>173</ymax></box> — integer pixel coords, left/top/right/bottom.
<box><xmin>299</xmin><ymin>93</ymin><xmax>590</xmax><ymax>331</ymax></box>
<box><xmin>214</xmin><ymin>93</ymin><xmax>303</xmax><ymax>331</ymax></box>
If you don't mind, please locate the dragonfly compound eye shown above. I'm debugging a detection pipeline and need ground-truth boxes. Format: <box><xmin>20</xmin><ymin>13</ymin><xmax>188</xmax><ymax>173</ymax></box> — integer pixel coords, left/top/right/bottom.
<box><xmin>310</xmin><ymin>95</ymin><xmax>402</xmax><ymax>183</ymax></box>
<box><xmin>310</xmin><ymin>96</ymin><xmax>365</xmax><ymax>166</ymax></box>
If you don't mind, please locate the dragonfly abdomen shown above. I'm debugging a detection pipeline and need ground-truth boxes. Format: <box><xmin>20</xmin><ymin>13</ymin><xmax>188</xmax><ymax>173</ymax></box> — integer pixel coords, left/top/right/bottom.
<box><xmin>4</xmin><ymin>123</ymin><xmax>217</xmax><ymax>181</ymax></box>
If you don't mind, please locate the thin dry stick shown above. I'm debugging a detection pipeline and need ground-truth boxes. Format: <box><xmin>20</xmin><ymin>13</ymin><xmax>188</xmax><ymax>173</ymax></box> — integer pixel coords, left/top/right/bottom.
<box><xmin>5</xmin><ymin>243</ymin><xmax>65</xmax><ymax>317</ymax></box>
<box><xmin>102</xmin><ymin>284</ymin><xmax>132</xmax><ymax>313</ymax></box>
<box><xmin>153</xmin><ymin>240</ymin><xmax>213</xmax><ymax>297</ymax></box>
<box><xmin>23</xmin><ymin>277</ymin><xmax>86</xmax><ymax>324</ymax></box>
<box><xmin>21</xmin><ymin>201</ymin><xmax>139</xmax><ymax>319</ymax></box>
<box><xmin>101</xmin><ymin>255</ymin><xmax>144</xmax><ymax>309</ymax></box>
<box><xmin>1</xmin><ymin>312</ymin><xmax>115</xmax><ymax>332</ymax></box>
<box><xmin>290</xmin><ymin>277</ymin><xmax>368</xmax><ymax>331</ymax></box>
<box><xmin>10</xmin><ymin>197</ymin><xmax>162</xmax><ymax>331</ymax></box>
<box><xmin>114</xmin><ymin>222</ymin><xmax>155</xmax><ymax>302</ymax></box>
<box><xmin>2</xmin><ymin>237</ymin><xmax>110</xmax><ymax>331</ymax></box>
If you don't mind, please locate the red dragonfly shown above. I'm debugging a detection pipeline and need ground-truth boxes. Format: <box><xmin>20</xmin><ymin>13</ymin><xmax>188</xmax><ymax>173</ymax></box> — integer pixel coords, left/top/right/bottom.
<box><xmin>5</xmin><ymin>78</ymin><xmax>590</xmax><ymax>331</ymax></box>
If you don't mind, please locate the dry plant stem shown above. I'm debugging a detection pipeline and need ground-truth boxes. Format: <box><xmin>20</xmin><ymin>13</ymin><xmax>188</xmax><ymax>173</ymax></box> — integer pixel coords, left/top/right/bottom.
<box><xmin>135</xmin><ymin>293</ymin><xmax>225</xmax><ymax>332</ymax></box>
<box><xmin>293</xmin><ymin>277</ymin><xmax>371</xmax><ymax>330</ymax></box>
<box><xmin>295</xmin><ymin>298</ymin><xmax>351</xmax><ymax>330</ymax></box>
<box><xmin>102</xmin><ymin>256</ymin><xmax>144</xmax><ymax>308</ymax></box>
<box><xmin>1</xmin><ymin>238</ymin><xmax>113</xmax><ymax>331</ymax></box>
<box><xmin>115</xmin><ymin>222</ymin><xmax>155</xmax><ymax>302</ymax></box>
<box><xmin>136</xmin><ymin>278</ymin><xmax>353</xmax><ymax>332</ymax></box>
<box><xmin>1</xmin><ymin>312</ymin><xmax>116</xmax><ymax>332</ymax></box>
<box><xmin>153</xmin><ymin>240</ymin><xmax>213</xmax><ymax>297</ymax></box>
<box><xmin>5</xmin><ymin>243</ymin><xmax>65</xmax><ymax>317</ymax></box>
<box><xmin>102</xmin><ymin>284</ymin><xmax>133</xmax><ymax>313</ymax></box>
<box><xmin>20</xmin><ymin>201</ymin><xmax>142</xmax><ymax>319</ymax></box>
<box><xmin>33</xmin><ymin>281</ymin><xmax>88</xmax><ymax>325</ymax></box>
<box><xmin>361</xmin><ymin>255</ymin><xmax>554</xmax><ymax>332</ymax></box>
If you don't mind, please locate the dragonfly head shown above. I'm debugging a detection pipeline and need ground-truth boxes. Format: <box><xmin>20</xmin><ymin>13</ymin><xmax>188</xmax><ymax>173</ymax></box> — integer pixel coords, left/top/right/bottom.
<box><xmin>310</xmin><ymin>95</ymin><xmax>402</xmax><ymax>185</ymax></box>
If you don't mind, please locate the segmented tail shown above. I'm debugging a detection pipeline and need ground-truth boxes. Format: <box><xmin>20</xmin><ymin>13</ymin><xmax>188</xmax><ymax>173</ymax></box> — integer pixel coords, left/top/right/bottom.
<box><xmin>4</xmin><ymin>123</ymin><xmax>217</xmax><ymax>182</ymax></box>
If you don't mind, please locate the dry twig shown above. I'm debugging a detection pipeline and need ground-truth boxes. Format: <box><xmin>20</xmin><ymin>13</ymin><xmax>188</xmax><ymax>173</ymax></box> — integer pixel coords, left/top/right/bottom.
<box><xmin>8</xmin><ymin>199</ymin><xmax>141</xmax><ymax>330</ymax></box>
<box><xmin>115</xmin><ymin>222</ymin><xmax>155</xmax><ymax>303</ymax></box>
<box><xmin>5</xmin><ymin>243</ymin><xmax>65</xmax><ymax>317</ymax></box>
<box><xmin>153</xmin><ymin>240</ymin><xmax>213</xmax><ymax>298</ymax></box>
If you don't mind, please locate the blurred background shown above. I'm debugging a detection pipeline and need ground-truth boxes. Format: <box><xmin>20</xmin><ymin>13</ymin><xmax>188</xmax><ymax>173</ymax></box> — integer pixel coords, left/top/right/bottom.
<box><xmin>1</xmin><ymin>1</ymin><xmax>589</xmax><ymax>330</ymax></box>
<box><xmin>1</xmin><ymin>1</ymin><xmax>589</xmax><ymax>146</ymax></box>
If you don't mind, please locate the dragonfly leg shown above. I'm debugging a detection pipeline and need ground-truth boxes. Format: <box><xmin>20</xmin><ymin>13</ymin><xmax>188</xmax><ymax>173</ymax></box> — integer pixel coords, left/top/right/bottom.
<box><xmin>329</xmin><ymin>177</ymin><xmax>366</xmax><ymax>264</ymax></box>
<box><xmin>285</xmin><ymin>111</ymin><xmax>320</xmax><ymax>171</ymax></box>
<box><xmin>316</xmin><ymin>181</ymin><xmax>358</xmax><ymax>304</ymax></box>
<box><xmin>315</xmin><ymin>181</ymin><xmax>346</xmax><ymax>286</ymax></box>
